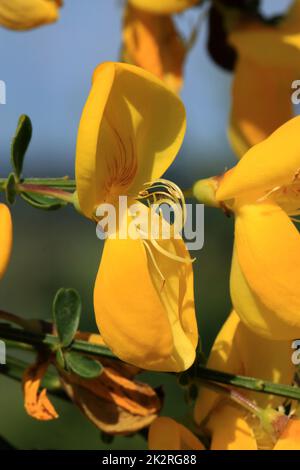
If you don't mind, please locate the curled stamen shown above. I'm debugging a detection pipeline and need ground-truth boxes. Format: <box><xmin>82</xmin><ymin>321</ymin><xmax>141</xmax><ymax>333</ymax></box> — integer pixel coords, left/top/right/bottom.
<box><xmin>156</xmin><ymin>178</ymin><xmax>187</xmax><ymax>225</ymax></box>
<box><xmin>149</xmin><ymin>237</ymin><xmax>195</xmax><ymax>264</ymax></box>
<box><xmin>138</xmin><ymin>227</ymin><xmax>195</xmax><ymax>265</ymax></box>
<box><xmin>138</xmin><ymin>191</ymin><xmax>178</xmax><ymax>205</ymax></box>
<box><xmin>136</xmin><ymin>179</ymin><xmax>193</xmax><ymax>266</ymax></box>
<box><xmin>257</xmin><ymin>186</ymin><xmax>281</xmax><ymax>203</ymax></box>
<box><xmin>138</xmin><ymin>178</ymin><xmax>187</xmax><ymax>227</ymax></box>
<box><xmin>259</xmin><ymin>170</ymin><xmax>300</xmax><ymax>206</ymax></box>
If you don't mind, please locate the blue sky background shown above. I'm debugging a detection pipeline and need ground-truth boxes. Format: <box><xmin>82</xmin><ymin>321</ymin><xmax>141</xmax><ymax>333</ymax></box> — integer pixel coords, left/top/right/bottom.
<box><xmin>0</xmin><ymin>0</ymin><xmax>294</xmax><ymax>185</ymax></box>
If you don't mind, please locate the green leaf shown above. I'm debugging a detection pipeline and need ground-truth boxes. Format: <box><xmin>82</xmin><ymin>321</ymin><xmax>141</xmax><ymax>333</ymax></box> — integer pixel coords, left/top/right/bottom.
<box><xmin>21</xmin><ymin>192</ymin><xmax>66</xmax><ymax>211</ymax></box>
<box><xmin>64</xmin><ymin>351</ymin><xmax>103</xmax><ymax>379</ymax></box>
<box><xmin>56</xmin><ymin>348</ymin><xmax>65</xmax><ymax>369</ymax></box>
<box><xmin>11</xmin><ymin>115</ymin><xmax>32</xmax><ymax>178</ymax></box>
<box><xmin>53</xmin><ymin>288</ymin><xmax>81</xmax><ymax>348</ymax></box>
<box><xmin>5</xmin><ymin>173</ymin><xmax>17</xmax><ymax>205</ymax></box>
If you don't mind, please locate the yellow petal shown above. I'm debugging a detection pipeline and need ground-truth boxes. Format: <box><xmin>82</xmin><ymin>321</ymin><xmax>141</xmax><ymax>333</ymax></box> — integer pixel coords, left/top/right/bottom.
<box><xmin>229</xmin><ymin>1</ymin><xmax>300</xmax><ymax>69</ymax></box>
<box><xmin>230</xmin><ymin>246</ymin><xmax>299</xmax><ymax>340</ymax></box>
<box><xmin>149</xmin><ymin>417</ymin><xmax>204</xmax><ymax>450</ymax></box>
<box><xmin>194</xmin><ymin>310</ymin><xmax>295</xmax><ymax>425</ymax></box>
<box><xmin>0</xmin><ymin>0</ymin><xmax>61</xmax><ymax>30</ymax></box>
<box><xmin>208</xmin><ymin>404</ymin><xmax>257</xmax><ymax>450</ymax></box>
<box><xmin>93</xmin><ymin>207</ymin><xmax>197</xmax><ymax>372</ymax></box>
<box><xmin>0</xmin><ymin>204</ymin><xmax>12</xmax><ymax>280</ymax></box>
<box><xmin>23</xmin><ymin>360</ymin><xmax>58</xmax><ymax>421</ymax></box>
<box><xmin>274</xmin><ymin>419</ymin><xmax>300</xmax><ymax>450</ymax></box>
<box><xmin>217</xmin><ymin>116</ymin><xmax>300</xmax><ymax>201</ymax></box>
<box><xmin>229</xmin><ymin>57</ymin><xmax>293</xmax><ymax>159</ymax></box>
<box><xmin>123</xmin><ymin>5</ymin><xmax>186</xmax><ymax>94</ymax></box>
<box><xmin>75</xmin><ymin>62</ymin><xmax>186</xmax><ymax>219</ymax></box>
<box><xmin>235</xmin><ymin>201</ymin><xmax>300</xmax><ymax>337</ymax></box>
<box><xmin>234</xmin><ymin>328</ymin><xmax>295</xmax><ymax>408</ymax></box>
<box><xmin>128</xmin><ymin>0</ymin><xmax>199</xmax><ymax>14</ymax></box>
<box><xmin>194</xmin><ymin>311</ymin><xmax>241</xmax><ymax>425</ymax></box>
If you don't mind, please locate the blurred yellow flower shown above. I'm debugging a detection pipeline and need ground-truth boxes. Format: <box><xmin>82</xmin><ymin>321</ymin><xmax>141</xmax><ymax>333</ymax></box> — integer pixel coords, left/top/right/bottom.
<box><xmin>122</xmin><ymin>0</ymin><xmax>200</xmax><ymax>93</ymax></box>
<box><xmin>0</xmin><ymin>203</ymin><xmax>12</xmax><ymax>280</ymax></box>
<box><xmin>75</xmin><ymin>62</ymin><xmax>198</xmax><ymax>372</ymax></box>
<box><xmin>149</xmin><ymin>413</ymin><xmax>300</xmax><ymax>450</ymax></box>
<box><xmin>193</xmin><ymin>312</ymin><xmax>299</xmax><ymax>450</ymax></box>
<box><xmin>149</xmin><ymin>417</ymin><xmax>204</xmax><ymax>450</ymax></box>
<box><xmin>216</xmin><ymin>117</ymin><xmax>300</xmax><ymax>339</ymax></box>
<box><xmin>204</xmin><ymin>404</ymin><xmax>300</xmax><ymax>450</ymax></box>
<box><xmin>129</xmin><ymin>0</ymin><xmax>199</xmax><ymax>14</ymax></box>
<box><xmin>229</xmin><ymin>0</ymin><xmax>300</xmax><ymax>158</ymax></box>
<box><xmin>149</xmin><ymin>414</ymin><xmax>249</xmax><ymax>451</ymax></box>
<box><xmin>0</xmin><ymin>0</ymin><xmax>62</xmax><ymax>30</ymax></box>
<box><xmin>123</xmin><ymin>5</ymin><xmax>186</xmax><ymax>94</ymax></box>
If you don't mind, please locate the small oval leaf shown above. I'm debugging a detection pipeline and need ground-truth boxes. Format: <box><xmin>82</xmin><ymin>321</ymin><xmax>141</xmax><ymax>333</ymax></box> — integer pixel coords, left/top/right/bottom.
<box><xmin>5</xmin><ymin>173</ymin><xmax>17</xmax><ymax>205</ymax></box>
<box><xmin>53</xmin><ymin>288</ymin><xmax>81</xmax><ymax>348</ymax></box>
<box><xmin>11</xmin><ymin>115</ymin><xmax>32</xmax><ymax>178</ymax></box>
<box><xmin>21</xmin><ymin>192</ymin><xmax>66</xmax><ymax>211</ymax></box>
<box><xmin>65</xmin><ymin>351</ymin><xmax>103</xmax><ymax>379</ymax></box>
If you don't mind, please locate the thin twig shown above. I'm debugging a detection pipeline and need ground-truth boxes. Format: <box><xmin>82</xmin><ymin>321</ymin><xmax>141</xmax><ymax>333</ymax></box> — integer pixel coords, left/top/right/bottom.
<box><xmin>1</xmin><ymin>324</ymin><xmax>300</xmax><ymax>402</ymax></box>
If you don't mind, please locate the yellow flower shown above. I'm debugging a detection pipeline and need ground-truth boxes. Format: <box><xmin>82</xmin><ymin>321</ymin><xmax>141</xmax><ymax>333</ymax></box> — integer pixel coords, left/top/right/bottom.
<box><xmin>0</xmin><ymin>0</ymin><xmax>61</xmax><ymax>30</ymax></box>
<box><xmin>205</xmin><ymin>405</ymin><xmax>300</xmax><ymax>450</ymax></box>
<box><xmin>75</xmin><ymin>62</ymin><xmax>198</xmax><ymax>372</ymax></box>
<box><xmin>0</xmin><ymin>203</ymin><xmax>12</xmax><ymax>280</ymax></box>
<box><xmin>193</xmin><ymin>312</ymin><xmax>299</xmax><ymax>450</ymax></box>
<box><xmin>122</xmin><ymin>0</ymin><xmax>199</xmax><ymax>94</ymax></box>
<box><xmin>216</xmin><ymin>117</ymin><xmax>300</xmax><ymax>339</ymax></box>
<box><xmin>228</xmin><ymin>0</ymin><xmax>300</xmax><ymax>158</ymax></box>
<box><xmin>194</xmin><ymin>311</ymin><xmax>296</xmax><ymax>424</ymax></box>
<box><xmin>128</xmin><ymin>0</ymin><xmax>199</xmax><ymax>15</ymax></box>
<box><xmin>148</xmin><ymin>414</ymin><xmax>300</xmax><ymax>450</ymax></box>
<box><xmin>149</xmin><ymin>417</ymin><xmax>204</xmax><ymax>450</ymax></box>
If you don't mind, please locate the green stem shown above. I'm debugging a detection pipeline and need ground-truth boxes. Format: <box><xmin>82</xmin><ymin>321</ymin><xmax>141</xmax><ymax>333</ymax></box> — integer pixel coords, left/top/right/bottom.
<box><xmin>197</xmin><ymin>365</ymin><xmax>300</xmax><ymax>402</ymax></box>
<box><xmin>22</xmin><ymin>177</ymin><xmax>75</xmax><ymax>189</ymax></box>
<box><xmin>0</xmin><ymin>324</ymin><xmax>117</xmax><ymax>360</ymax></box>
<box><xmin>202</xmin><ymin>380</ymin><xmax>261</xmax><ymax>416</ymax></box>
<box><xmin>18</xmin><ymin>183</ymin><xmax>74</xmax><ymax>204</ymax></box>
<box><xmin>0</xmin><ymin>310</ymin><xmax>41</xmax><ymax>331</ymax></box>
<box><xmin>0</xmin><ymin>177</ymin><xmax>76</xmax><ymax>191</ymax></box>
<box><xmin>1</xmin><ymin>324</ymin><xmax>300</xmax><ymax>402</ymax></box>
<box><xmin>4</xmin><ymin>339</ymin><xmax>34</xmax><ymax>351</ymax></box>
